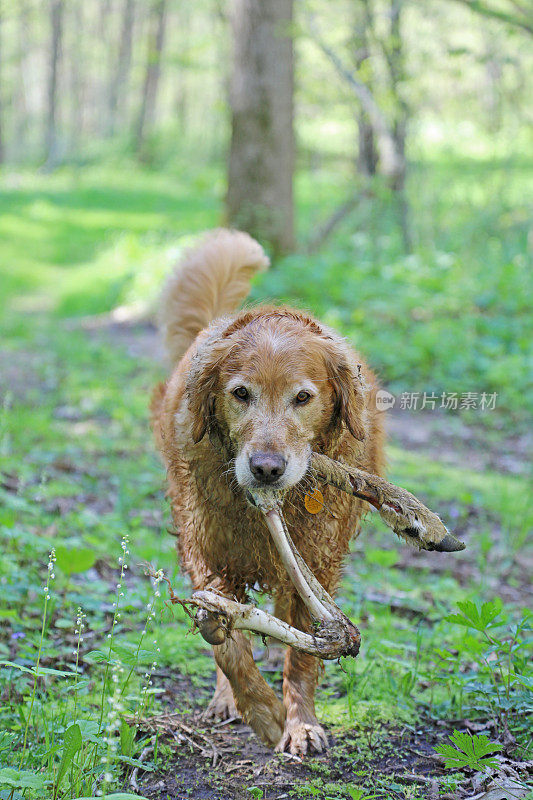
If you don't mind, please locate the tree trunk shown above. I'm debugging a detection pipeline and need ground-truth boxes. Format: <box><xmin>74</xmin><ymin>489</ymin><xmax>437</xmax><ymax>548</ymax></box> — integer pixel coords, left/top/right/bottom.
<box><xmin>109</xmin><ymin>0</ymin><xmax>135</xmax><ymax>135</ymax></box>
<box><xmin>136</xmin><ymin>0</ymin><xmax>166</xmax><ymax>159</ymax></box>
<box><xmin>68</xmin><ymin>0</ymin><xmax>84</xmax><ymax>157</ymax></box>
<box><xmin>226</xmin><ymin>0</ymin><xmax>295</xmax><ymax>255</ymax></box>
<box><xmin>384</xmin><ymin>0</ymin><xmax>407</xmax><ymax>193</ymax></box>
<box><xmin>357</xmin><ymin>115</ymin><xmax>378</xmax><ymax>176</ymax></box>
<box><xmin>353</xmin><ymin>4</ymin><xmax>377</xmax><ymax>177</ymax></box>
<box><xmin>45</xmin><ymin>0</ymin><xmax>63</xmax><ymax>168</ymax></box>
<box><xmin>0</xmin><ymin>0</ymin><xmax>4</xmax><ymax>165</ymax></box>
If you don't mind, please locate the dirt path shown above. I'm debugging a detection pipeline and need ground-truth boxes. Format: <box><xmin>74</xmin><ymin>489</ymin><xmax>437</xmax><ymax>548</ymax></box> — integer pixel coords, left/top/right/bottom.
<box><xmin>133</xmin><ymin>672</ymin><xmax>448</xmax><ymax>800</ymax></box>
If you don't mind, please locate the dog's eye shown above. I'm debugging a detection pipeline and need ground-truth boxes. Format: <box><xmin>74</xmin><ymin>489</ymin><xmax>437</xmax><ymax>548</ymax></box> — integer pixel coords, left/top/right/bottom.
<box><xmin>295</xmin><ymin>390</ymin><xmax>311</xmax><ymax>405</ymax></box>
<box><xmin>232</xmin><ymin>386</ymin><xmax>249</xmax><ymax>402</ymax></box>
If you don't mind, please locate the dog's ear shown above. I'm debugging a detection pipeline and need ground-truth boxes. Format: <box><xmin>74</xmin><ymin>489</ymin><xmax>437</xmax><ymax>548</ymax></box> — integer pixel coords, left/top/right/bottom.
<box><xmin>186</xmin><ymin>335</ymin><xmax>233</xmax><ymax>443</ymax></box>
<box><xmin>188</xmin><ymin>368</ymin><xmax>217</xmax><ymax>443</ymax></box>
<box><xmin>186</xmin><ymin>356</ymin><xmax>220</xmax><ymax>444</ymax></box>
<box><xmin>324</xmin><ymin>347</ymin><xmax>366</xmax><ymax>441</ymax></box>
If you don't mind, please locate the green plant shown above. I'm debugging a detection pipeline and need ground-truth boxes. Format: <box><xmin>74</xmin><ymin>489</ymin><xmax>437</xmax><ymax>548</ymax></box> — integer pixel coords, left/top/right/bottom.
<box><xmin>441</xmin><ymin>600</ymin><xmax>532</xmax><ymax>743</ymax></box>
<box><xmin>19</xmin><ymin>547</ymin><xmax>57</xmax><ymax>768</ymax></box>
<box><xmin>435</xmin><ymin>730</ymin><xmax>503</xmax><ymax>770</ymax></box>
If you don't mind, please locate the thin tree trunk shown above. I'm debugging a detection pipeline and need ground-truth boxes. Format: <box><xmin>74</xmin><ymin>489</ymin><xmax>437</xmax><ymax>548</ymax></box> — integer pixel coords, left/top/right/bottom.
<box><xmin>108</xmin><ymin>0</ymin><xmax>135</xmax><ymax>135</ymax></box>
<box><xmin>0</xmin><ymin>1</ymin><xmax>4</xmax><ymax>165</ymax></box>
<box><xmin>308</xmin><ymin>11</ymin><xmax>404</xmax><ymax>190</ymax></box>
<box><xmin>68</xmin><ymin>0</ymin><xmax>84</xmax><ymax>157</ymax></box>
<box><xmin>98</xmin><ymin>0</ymin><xmax>113</xmax><ymax>137</ymax></box>
<box><xmin>387</xmin><ymin>0</ymin><xmax>412</xmax><ymax>251</ymax></box>
<box><xmin>14</xmin><ymin>0</ymin><xmax>31</xmax><ymax>160</ymax></box>
<box><xmin>45</xmin><ymin>0</ymin><xmax>64</xmax><ymax>168</ymax></box>
<box><xmin>354</xmin><ymin>5</ymin><xmax>377</xmax><ymax>176</ymax></box>
<box><xmin>136</xmin><ymin>0</ymin><xmax>166</xmax><ymax>158</ymax></box>
<box><xmin>226</xmin><ymin>0</ymin><xmax>295</xmax><ymax>255</ymax></box>
<box><xmin>385</xmin><ymin>0</ymin><xmax>408</xmax><ymax>193</ymax></box>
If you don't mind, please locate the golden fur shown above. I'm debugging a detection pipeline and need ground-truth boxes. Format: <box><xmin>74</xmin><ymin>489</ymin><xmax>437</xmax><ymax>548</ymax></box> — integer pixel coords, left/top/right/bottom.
<box><xmin>151</xmin><ymin>229</ymin><xmax>384</xmax><ymax>755</ymax></box>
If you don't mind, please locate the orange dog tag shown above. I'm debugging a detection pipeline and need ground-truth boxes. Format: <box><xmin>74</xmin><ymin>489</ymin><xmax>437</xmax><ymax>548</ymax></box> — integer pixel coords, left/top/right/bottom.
<box><xmin>304</xmin><ymin>488</ymin><xmax>324</xmax><ymax>514</ymax></box>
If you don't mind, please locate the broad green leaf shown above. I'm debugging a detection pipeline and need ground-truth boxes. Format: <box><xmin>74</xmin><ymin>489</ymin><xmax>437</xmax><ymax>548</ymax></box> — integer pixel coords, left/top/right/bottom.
<box><xmin>120</xmin><ymin>718</ymin><xmax>135</xmax><ymax>757</ymax></box>
<box><xmin>83</xmin><ymin>650</ymin><xmax>110</xmax><ymax>664</ymax></box>
<box><xmin>55</xmin><ymin>546</ymin><xmax>96</xmax><ymax>576</ymax></box>
<box><xmin>0</xmin><ymin>767</ymin><xmax>46</xmax><ymax>790</ymax></box>
<box><xmin>446</xmin><ymin>599</ymin><xmax>502</xmax><ymax>632</ymax></box>
<box><xmin>457</xmin><ymin>600</ymin><xmax>482</xmax><ymax>629</ymax></box>
<box><xmin>116</xmin><ymin>755</ymin><xmax>154</xmax><ymax>770</ymax></box>
<box><xmin>515</xmin><ymin>675</ymin><xmax>533</xmax><ymax>689</ymax></box>
<box><xmin>55</xmin><ymin>723</ymin><xmax>82</xmax><ymax>790</ymax></box>
<box><xmin>0</xmin><ymin>661</ymin><xmax>35</xmax><ymax>675</ymax></box>
<box><xmin>0</xmin><ymin>661</ymin><xmax>77</xmax><ymax>678</ymax></box>
<box><xmin>444</xmin><ymin>613</ymin><xmax>473</xmax><ymax>628</ymax></box>
<box><xmin>73</xmin><ymin>794</ymin><xmax>150</xmax><ymax>800</ymax></box>
<box><xmin>480</xmin><ymin>599</ymin><xmax>502</xmax><ymax>627</ymax></box>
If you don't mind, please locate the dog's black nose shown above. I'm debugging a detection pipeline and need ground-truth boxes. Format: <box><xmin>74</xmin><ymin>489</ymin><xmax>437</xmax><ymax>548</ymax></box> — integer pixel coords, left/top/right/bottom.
<box><xmin>249</xmin><ymin>452</ymin><xmax>287</xmax><ymax>484</ymax></box>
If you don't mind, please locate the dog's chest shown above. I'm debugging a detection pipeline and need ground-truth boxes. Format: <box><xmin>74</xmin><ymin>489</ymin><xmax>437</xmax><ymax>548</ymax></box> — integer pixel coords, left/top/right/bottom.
<box><xmin>187</xmin><ymin>472</ymin><xmax>362</xmax><ymax>592</ymax></box>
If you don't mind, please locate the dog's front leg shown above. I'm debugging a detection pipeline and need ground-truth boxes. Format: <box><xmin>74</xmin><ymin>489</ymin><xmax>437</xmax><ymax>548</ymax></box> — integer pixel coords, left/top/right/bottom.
<box><xmin>276</xmin><ymin>596</ymin><xmax>328</xmax><ymax>756</ymax></box>
<box><xmin>203</xmin><ymin>665</ymin><xmax>238</xmax><ymax>721</ymax></box>
<box><xmin>213</xmin><ymin>630</ymin><xmax>286</xmax><ymax>747</ymax></box>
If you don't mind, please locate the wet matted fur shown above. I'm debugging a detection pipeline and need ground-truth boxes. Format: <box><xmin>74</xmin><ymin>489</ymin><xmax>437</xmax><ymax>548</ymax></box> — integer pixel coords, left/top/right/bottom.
<box><xmin>151</xmin><ymin>229</ymin><xmax>384</xmax><ymax>755</ymax></box>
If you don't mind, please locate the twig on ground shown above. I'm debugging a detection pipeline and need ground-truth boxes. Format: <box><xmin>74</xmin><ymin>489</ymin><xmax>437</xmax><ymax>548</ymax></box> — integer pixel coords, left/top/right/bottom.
<box><xmin>129</xmin><ymin>744</ymin><xmax>152</xmax><ymax>792</ymax></box>
<box><xmin>126</xmin><ymin>712</ymin><xmax>221</xmax><ymax>767</ymax></box>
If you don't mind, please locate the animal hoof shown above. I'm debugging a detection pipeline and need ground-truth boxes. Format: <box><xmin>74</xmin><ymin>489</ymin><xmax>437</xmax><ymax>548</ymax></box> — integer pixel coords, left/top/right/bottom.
<box><xmin>275</xmin><ymin>721</ymin><xmax>328</xmax><ymax>756</ymax></box>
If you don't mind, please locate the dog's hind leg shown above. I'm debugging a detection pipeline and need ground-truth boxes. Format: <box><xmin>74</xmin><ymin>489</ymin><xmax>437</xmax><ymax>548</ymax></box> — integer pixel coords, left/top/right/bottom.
<box><xmin>213</xmin><ymin>630</ymin><xmax>286</xmax><ymax>747</ymax></box>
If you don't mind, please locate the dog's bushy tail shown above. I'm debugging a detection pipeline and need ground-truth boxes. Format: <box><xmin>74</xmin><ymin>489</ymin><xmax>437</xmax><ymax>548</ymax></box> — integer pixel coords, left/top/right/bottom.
<box><xmin>160</xmin><ymin>228</ymin><xmax>270</xmax><ymax>364</ymax></box>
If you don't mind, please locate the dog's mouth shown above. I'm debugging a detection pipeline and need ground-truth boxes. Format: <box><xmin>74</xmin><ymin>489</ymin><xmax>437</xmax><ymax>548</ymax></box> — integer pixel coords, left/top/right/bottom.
<box><xmin>245</xmin><ymin>487</ymin><xmax>285</xmax><ymax>510</ymax></box>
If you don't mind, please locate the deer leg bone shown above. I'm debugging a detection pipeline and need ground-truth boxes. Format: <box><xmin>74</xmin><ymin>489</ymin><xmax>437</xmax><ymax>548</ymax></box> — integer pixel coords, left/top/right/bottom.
<box><xmin>310</xmin><ymin>453</ymin><xmax>465</xmax><ymax>552</ymax></box>
<box><xmin>260</xmin><ymin>503</ymin><xmax>335</xmax><ymax>622</ymax></box>
<box><xmin>190</xmin><ymin>495</ymin><xmax>360</xmax><ymax>659</ymax></box>
<box><xmin>191</xmin><ymin>589</ymin><xmax>360</xmax><ymax>659</ymax></box>
<box><xmin>188</xmin><ymin>453</ymin><xmax>463</xmax><ymax>660</ymax></box>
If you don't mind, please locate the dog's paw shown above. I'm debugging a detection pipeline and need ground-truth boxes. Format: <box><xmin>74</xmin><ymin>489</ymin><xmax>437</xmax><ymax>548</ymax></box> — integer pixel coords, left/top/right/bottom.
<box><xmin>275</xmin><ymin>721</ymin><xmax>328</xmax><ymax>756</ymax></box>
<box><xmin>202</xmin><ymin>688</ymin><xmax>239</xmax><ymax>722</ymax></box>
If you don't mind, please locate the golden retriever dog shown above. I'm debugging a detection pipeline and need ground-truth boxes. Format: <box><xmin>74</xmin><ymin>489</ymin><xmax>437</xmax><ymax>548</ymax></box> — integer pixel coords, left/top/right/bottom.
<box><xmin>151</xmin><ymin>229</ymin><xmax>384</xmax><ymax>755</ymax></box>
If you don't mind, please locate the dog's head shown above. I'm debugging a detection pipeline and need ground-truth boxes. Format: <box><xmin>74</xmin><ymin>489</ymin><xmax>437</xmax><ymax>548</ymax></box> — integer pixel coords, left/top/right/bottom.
<box><xmin>186</xmin><ymin>310</ymin><xmax>366</xmax><ymax>493</ymax></box>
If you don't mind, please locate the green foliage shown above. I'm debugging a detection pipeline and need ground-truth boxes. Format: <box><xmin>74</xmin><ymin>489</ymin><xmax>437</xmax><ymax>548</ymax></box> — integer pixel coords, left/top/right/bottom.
<box><xmin>431</xmin><ymin>602</ymin><xmax>532</xmax><ymax>740</ymax></box>
<box><xmin>435</xmin><ymin>729</ymin><xmax>503</xmax><ymax>770</ymax></box>
<box><xmin>54</xmin><ymin>724</ymin><xmax>82</xmax><ymax>797</ymax></box>
<box><xmin>73</xmin><ymin>795</ymin><xmax>149</xmax><ymax>800</ymax></box>
<box><xmin>55</xmin><ymin>546</ymin><xmax>97</xmax><ymax>576</ymax></box>
<box><xmin>445</xmin><ymin>599</ymin><xmax>503</xmax><ymax>631</ymax></box>
<box><xmin>0</xmin><ymin>768</ymin><xmax>46</xmax><ymax>791</ymax></box>
<box><xmin>120</xmin><ymin>720</ymin><xmax>135</xmax><ymax>758</ymax></box>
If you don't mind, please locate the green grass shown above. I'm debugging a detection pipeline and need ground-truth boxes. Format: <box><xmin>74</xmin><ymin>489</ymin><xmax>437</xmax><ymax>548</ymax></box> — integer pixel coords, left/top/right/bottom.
<box><xmin>0</xmin><ymin>153</ymin><xmax>531</xmax><ymax>798</ymax></box>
